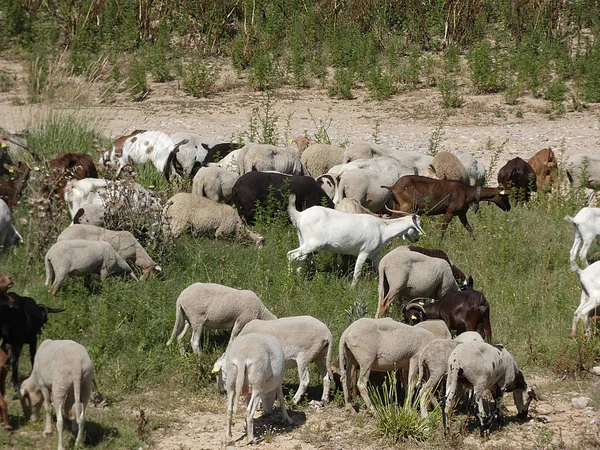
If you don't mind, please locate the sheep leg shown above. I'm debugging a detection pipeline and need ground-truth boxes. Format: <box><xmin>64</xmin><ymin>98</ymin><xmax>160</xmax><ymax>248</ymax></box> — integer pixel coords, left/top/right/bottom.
<box><xmin>405</xmin><ymin>355</ymin><xmax>420</xmax><ymax>406</ymax></box>
<box><xmin>190</xmin><ymin>323</ymin><xmax>204</xmax><ymax>354</ymax></box>
<box><xmin>576</xmin><ymin>301</ymin><xmax>600</xmax><ymax>337</ymax></box>
<box><xmin>572</xmin><ymin>291</ymin><xmax>591</xmax><ymax>337</ymax></box>
<box><xmin>41</xmin><ymin>385</ymin><xmax>53</xmax><ymax>435</ymax></box>
<box><xmin>315</xmin><ymin>356</ymin><xmax>330</xmax><ymax>403</ymax></box>
<box><xmin>569</xmin><ymin>230</ymin><xmax>582</xmax><ymax>265</ymax></box>
<box><xmin>176</xmin><ymin>322</ymin><xmax>190</xmax><ymax>356</ymax></box>
<box><xmin>277</xmin><ymin>384</ymin><xmax>293</xmax><ymax>425</ymax></box>
<box><xmin>473</xmin><ymin>388</ymin><xmax>491</xmax><ymax>436</ymax></box>
<box><xmin>293</xmin><ymin>359</ymin><xmax>311</xmax><ymax>404</ymax></box>
<box><xmin>246</xmin><ymin>391</ymin><xmax>261</xmax><ymax>443</ymax></box>
<box><xmin>54</xmin><ymin>393</ymin><xmax>66</xmax><ymax>450</ymax></box>
<box><xmin>351</xmin><ymin>253</ymin><xmax>369</xmax><ymax>287</ymax></box>
<box><xmin>0</xmin><ymin>351</ymin><xmax>9</xmax><ymax>430</ymax></box>
<box><xmin>357</xmin><ymin>366</ymin><xmax>374</xmax><ymax>412</ymax></box>
<box><xmin>224</xmin><ymin>389</ymin><xmax>235</xmax><ymax>445</ymax></box>
<box><xmin>50</xmin><ymin>270</ymin><xmax>65</xmax><ymax>295</ymax></box>
<box><xmin>443</xmin><ymin>371</ymin><xmax>458</xmax><ymax>437</ymax></box>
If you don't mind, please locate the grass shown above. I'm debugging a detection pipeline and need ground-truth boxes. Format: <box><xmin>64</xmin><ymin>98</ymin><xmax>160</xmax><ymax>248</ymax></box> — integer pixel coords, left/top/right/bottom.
<box><xmin>0</xmin><ymin>114</ymin><xmax>599</xmax><ymax>448</ymax></box>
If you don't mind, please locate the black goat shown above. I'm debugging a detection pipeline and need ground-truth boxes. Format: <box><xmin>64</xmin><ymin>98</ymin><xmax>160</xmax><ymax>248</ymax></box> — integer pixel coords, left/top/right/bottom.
<box><xmin>0</xmin><ymin>275</ymin><xmax>65</xmax><ymax>388</ymax></box>
<box><xmin>403</xmin><ymin>290</ymin><xmax>492</xmax><ymax>342</ymax></box>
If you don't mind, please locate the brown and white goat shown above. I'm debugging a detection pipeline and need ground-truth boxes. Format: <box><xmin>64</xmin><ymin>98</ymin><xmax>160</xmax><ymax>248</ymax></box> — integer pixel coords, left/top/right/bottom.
<box><xmin>0</xmin><ymin>161</ymin><xmax>31</xmax><ymax>211</ymax></box>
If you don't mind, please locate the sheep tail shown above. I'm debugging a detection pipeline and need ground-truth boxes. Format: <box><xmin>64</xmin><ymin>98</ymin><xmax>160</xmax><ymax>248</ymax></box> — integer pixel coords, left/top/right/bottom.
<box><xmin>325</xmin><ymin>334</ymin><xmax>334</xmax><ymax>388</ymax></box>
<box><xmin>166</xmin><ymin>301</ymin><xmax>182</xmax><ymax>346</ymax></box>
<box><xmin>287</xmin><ymin>193</ymin><xmax>300</xmax><ymax>226</ymax></box>
<box><xmin>563</xmin><ymin>215</ymin><xmax>574</xmax><ymax>223</ymax></box>
<box><xmin>44</xmin><ymin>254</ymin><xmax>53</xmax><ymax>287</ymax></box>
<box><xmin>72</xmin><ymin>369</ymin><xmax>83</xmax><ymax>421</ymax></box>
<box><xmin>232</xmin><ymin>361</ymin><xmax>247</xmax><ymax>414</ymax></box>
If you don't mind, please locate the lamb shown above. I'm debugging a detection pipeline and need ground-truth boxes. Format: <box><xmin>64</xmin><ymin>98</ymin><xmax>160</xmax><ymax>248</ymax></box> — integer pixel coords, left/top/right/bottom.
<box><xmin>332</xmin><ymin>168</ymin><xmax>399</xmax><ymax>214</ymax></box>
<box><xmin>287</xmin><ymin>194</ymin><xmax>425</xmax><ymax>286</ymax></box>
<box><xmin>18</xmin><ymin>339</ymin><xmax>94</xmax><ymax>450</ymax></box>
<box><xmin>166</xmin><ymin>282</ymin><xmax>277</xmax><ymax>355</ymax></box>
<box><xmin>430</xmin><ymin>151</ymin><xmax>471</xmax><ymax>185</ymax></box>
<box><xmin>57</xmin><ymin>224</ymin><xmax>162</xmax><ymax>279</ymax></box>
<box><xmin>565</xmin><ymin>207</ymin><xmax>600</xmax><ymax>267</ymax></box>
<box><xmin>163</xmin><ymin>193</ymin><xmax>264</xmax><ymax>246</ymax></box>
<box><xmin>214</xmin><ymin>332</ymin><xmax>292</xmax><ymax>445</ymax></box>
<box><xmin>376</xmin><ymin>246</ymin><xmax>460</xmax><ymax>318</ymax></box>
<box><xmin>192</xmin><ymin>166</ymin><xmax>239</xmax><ymax>204</ymax></box>
<box><xmin>338</xmin><ymin>317</ymin><xmax>435</xmax><ymax>411</ymax></box>
<box><xmin>300</xmin><ymin>143</ymin><xmax>344</xmax><ymax>177</ymax></box>
<box><xmin>443</xmin><ymin>342</ymin><xmax>536</xmax><ymax>437</ymax></box>
<box><xmin>0</xmin><ymin>198</ymin><xmax>22</xmax><ymax>249</ymax></box>
<box><xmin>44</xmin><ymin>240</ymin><xmax>135</xmax><ymax>295</ymax></box>
<box><xmin>570</xmin><ymin>260</ymin><xmax>600</xmax><ymax>337</ymax></box>
<box><xmin>414</xmin><ymin>332</ymin><xmax>484</xmax><ymax>418</ymax></box>
<box><xmin>237</xmin><ymin>136</ymin><xmax>309</xmax><ymax>175</ymax></box>
<box><xmin>235</xmin><ymin>315</ymin><xmax>334</xmax><ymax>404</ymax></box>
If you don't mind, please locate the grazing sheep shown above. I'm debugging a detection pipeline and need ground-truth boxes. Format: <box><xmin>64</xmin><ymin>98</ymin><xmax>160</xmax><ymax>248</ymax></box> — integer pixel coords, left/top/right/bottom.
<box><xmin>19</xmin><ymin>339</ymin><xmax>94</xmax><ymax>450</ymax></box>
<box><xmin>334</xmin><ymin>198</ymin><xmax>385</xmax><ymax>216</ymax></box>
<box><xmin>430</xmin><ymin>152</ymin><xmax>470</xmax><ymax>185</ymax></box>
<box><xmin>389</xmin><ymin>151</ymin><xmax>435</xmax><ymax>177</ymax></box>
<box><xmin>287</xmin><ymin>194</ymin><xmax>425</xmax><ymax>286</ymax></box>
<box><xmin>0</xmin><ymin>198</ymin><xmax>22</xmax><ymax>249</ymax></box>
<box><xmin>443</xmin><ymin>342</ymin><xmax>536</xmax><ymax>437</ymax></box>
<box><xmin>456</xmin><ymin>153</ymin><xmax>486</xmax><ymax>187</ymax></box>
<box><xmin>192</xmin><ymin>166</ymin><xmax>239</xmax><ymax>204</ymax></box>
<box><xmin>566</xmin><ymin>154</ymin><xmax>600</xmax><ymax>190</ymax></box>
<box><xmin>570</xmin><ymin>260</ymin><xmax>600</xmax><ymax>337</ymax></box>
<box><xmin>211</xmin><ymin>148</ymin><xmax>243</xmax><ymax>172</ymax></box>
<box><xmin>44</xmin><ymin>240</ymin><xmax>135</xmax><ymax>295</ymax></box>
<box><xmin>237</xmin><ymin>136</ymin><xmax>309</xmax><ymax>175</ymax></box>
<box><xmin>415</xmin><ymin>332</ymin><xmax>484</xmax><ymax>418</ymax></box>
<box><xmin>300</xmin><ymin>143</ymin><xmax>344</xmax><ymax>177</ymax></box>
<box><xmin>235</xmin><ymin>316</ymin><xmax>334</xmax><ymax>404</ymax></box>
<box><xmin>329</xmin><ymin>156</ymin><xmax>415</xmax><ymax>180</ymax></box>
<box><xmin>163</xmin><ymin>193</ymin><xmax>264</xmax><ymax>246</ymax></box>
<box><xmin>332</xmin><ymin>168</ymin><xmax>399</xmax><ymax>214</ymax></box>
<box><xmin>214</xmin><ymin>333</ymin><xmax>292</xmax><ymax>445</ymax></box>
<box><xmin>415</xmin><ymin>319</ymin><xmax>452</xmax><ymax>340</ymax></box>
<box><xmin>407</xmin><ymin>245</ymin><xmax>471</xmax><ymax>288</ymax></box>
<box><xmin>72</xmin><ymin>204</ymin><xmax>105</xmax><ymax>227</ymax></box>
<box><xmin>343</xmin><ymin>141</ymin><xmax>389</xmax><ymax>163</ymax></box>
<box><xmin>316</xmin><ymin>174</ymin><xmax>336</xmax><ymax>200</ymax></box>
<box><xmin>166</xmin><ymin>283</ymin><xmax>276</xmax><ymax>354</ymax></box>
<box><xmin>565</xmin><ymin>207</ymin><xmax>600</xmax><ymax>267</ymax></box>
<box><xmin>0</xmin><ymin>349</ymin><xmax>8</xmax><ymax>429</ymax></box>
<box><xmin>339</xmin><ymin>317</ymin><xmax>435</xmax><ymax>411</ymax></box>
<box><xmin>57</xmin><ymin>224</ymin><xmax>162</xmax><ymax>279</ymax></box>
<box><xmin>376</xmin><ymin>246</ymin><xmax>460</xmax><ymax>318</ymax></box>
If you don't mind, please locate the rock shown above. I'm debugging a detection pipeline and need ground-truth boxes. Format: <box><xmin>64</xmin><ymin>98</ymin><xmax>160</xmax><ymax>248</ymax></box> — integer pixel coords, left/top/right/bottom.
<box><xmin>591</xmin><ymin>366</ymin><xmax>600</xmax><ymax>375</ymax></box>
<box><xmin>571</xmin><ymin>396</ymin><xmax>592</xmax><ymax>408</ymax></box>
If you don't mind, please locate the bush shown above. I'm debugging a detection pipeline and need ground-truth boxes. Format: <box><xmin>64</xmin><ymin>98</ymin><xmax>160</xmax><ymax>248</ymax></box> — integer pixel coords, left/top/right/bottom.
<box><xmin>182</xmin><ymin>61</ymin><xmax>219</xmax><ymax>98</ymax></box>
<box><xmin>128</xmin><ymin>60</ymin><xmax>149</xmax><ymax>101</ymax></box>
<box><xmin>328</xmin><ymin>67</ymin><xmax>355</xmax><ymax>100</ymax></box>
<box><xmin>467</xmin><ymin>41</ymin><xmax>505</xmax><ymax>93</ymax></box>
<box><xmin>366</xmin><ymin>66</ymin><xmax>396</xmax><ymax>100</ymax></box>
<box><xmin>581</xmin><ymin>46</ymin><xmax>600</xmax><ymax>103</ymax></box>
<box><xmin>439</xmin><ymin>78</ymin><xmax>464</xmax><ymax>108</ymax></box>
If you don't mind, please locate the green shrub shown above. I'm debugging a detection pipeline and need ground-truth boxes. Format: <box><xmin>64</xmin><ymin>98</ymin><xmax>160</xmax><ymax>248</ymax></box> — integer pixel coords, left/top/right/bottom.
<box><xmin>504</xmin><ymin>81</ymin><xmax>522</xmax><ymax>105</ymax></box>
<box><xmin>328</xmin><ymin>67</ymin><xmax>355</xmax><ymax>100</ymax></box>
<box><xmin>467</xmin><ymin>41</ymin><xmax>505</xmax><ymax>93</ymax></box>
<box><xmin>182</xmin><ymin>62</ymin><xmax>219</xmax><ymax>98</ymax></box>
<box><xmin>248</xmin><ymin>50</ymin><xmax>280</xmax><ymax>91</ymax></box>
<box><xmin>0</xmin><ymin>71</ymin><xmax>15</xmax><ymax>92</ymax></box>
<box><xmin>581</xmin><ymin>46</ymin><xmax>600</xmax><ymax>103</ymax></box>
<box><xmin>438</xmin><ymin>78</ymin><xmax>464</xmax><ymax>108</ymax></box>
<box><xmin>128</xmin><ymin>60</ymin><xmax>149</xmax><ymax>101</ymax></box>
<box><xmin>366</xmin><ymin>66</ymin><xmax>396</xmax><ymax>100</ymax></box>
<box><xmin>26</xmin><ymin>56</ymin><xmax>49</xmax><ymax>104</ymax></box>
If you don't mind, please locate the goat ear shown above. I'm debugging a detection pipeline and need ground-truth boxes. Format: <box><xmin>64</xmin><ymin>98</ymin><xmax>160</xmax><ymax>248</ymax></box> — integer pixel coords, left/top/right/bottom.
<box><xmin>499</xmin><ymin>189</ymin><xmax>506</xmax><ymax>195</ymax></box>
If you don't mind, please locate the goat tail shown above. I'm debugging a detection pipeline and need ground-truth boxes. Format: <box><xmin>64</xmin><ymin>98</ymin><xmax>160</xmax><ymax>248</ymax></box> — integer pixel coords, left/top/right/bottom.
<box><xmin>564</xmin><ymin>215</ymin><xmax>574</xmax><ymax>223</ymax></box>
<box><xmin>287</xmin><ymin>193</ymin><xmax>300</xmax><ymax>226</ymax></box>
<box><xmin>166</xmin><ymin>301</ymin><xmax>182</xmax><ymax>346</ymax></box>
<box><xmin>44</xmin><ymin>254</ymin><xmax>54</xmax><ymax>287</ymax></box>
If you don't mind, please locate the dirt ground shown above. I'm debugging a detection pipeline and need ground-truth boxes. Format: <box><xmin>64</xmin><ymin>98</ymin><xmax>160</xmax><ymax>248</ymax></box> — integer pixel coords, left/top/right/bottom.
<box><xmin>2</xmin><ymin>57</ymin><xmax>600</xmax><ymax>448</ymax></box>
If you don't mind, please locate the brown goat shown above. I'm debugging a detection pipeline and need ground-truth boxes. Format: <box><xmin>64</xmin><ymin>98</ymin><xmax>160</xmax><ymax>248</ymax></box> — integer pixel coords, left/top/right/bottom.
<box><xmin>528</xmin><ymin>148</ymin><xmax>558</xmax><ymax>191</ymax></box>
<box><xmin>0</xmin><ymin>162</ymin><xmax>31</xmax><ymax>211</ymax></box>
<box><xmin>402</xmin><ymin>290</ymin><xmax>492</xmax><ymax>343</ymax></box>
<box><xmin>497</xmin><ymin>157</ymin><xmax>537</xmax><ymax>203</ymax></box>
<box><xmin>46</xmin><ymin>152</ymin><xmax>98</xmax><ymax>200</ymax></box>
<box><xmin>384</xmin><ymin>175</ymin><xmax>511</xmax><ymax>237</ymax></box>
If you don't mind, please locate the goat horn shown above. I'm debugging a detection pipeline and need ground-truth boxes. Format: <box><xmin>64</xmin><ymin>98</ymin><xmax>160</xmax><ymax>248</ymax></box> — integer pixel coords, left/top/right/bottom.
<box><xmin>384</xmin><ymin>205</ymin><xmax>411</xmax><ymax>216</ymax></box>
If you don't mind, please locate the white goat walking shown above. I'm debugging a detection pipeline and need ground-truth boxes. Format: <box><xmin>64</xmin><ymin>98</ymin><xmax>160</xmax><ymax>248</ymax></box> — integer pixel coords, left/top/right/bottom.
<box><xmin>565</xmin><ymin>207</ymin><xmax>600</xmax><ymax>267</ymax></box>
<box><xmin>571</xmin><ymin>260</ymin><xmax>600</xmax><ymax>337</ymax></box>
<box><xmin>286</xmin><ymin>194</ymin><xmax>425</xmax><ymax>285</ymax></box>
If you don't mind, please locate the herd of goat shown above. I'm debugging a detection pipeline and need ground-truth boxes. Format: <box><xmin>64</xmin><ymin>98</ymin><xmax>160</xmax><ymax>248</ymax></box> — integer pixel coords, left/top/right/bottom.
<box><xmin>0</xmin><ymin>129</ymin><xmax>599</xmax><ymax>447</ymax></box>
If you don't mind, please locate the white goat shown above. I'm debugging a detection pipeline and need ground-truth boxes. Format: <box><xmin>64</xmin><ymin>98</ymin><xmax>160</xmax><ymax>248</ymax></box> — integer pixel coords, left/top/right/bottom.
<box><xmin>213</xmin><ymin>333</ymin><xmax>293</xmax><ymax>445</ymax></box>
<box><xmin>571</xmin><ymin>260</ymin><xmax>600</xmax><ymax>337</ymax></box>
<box><xmin>443</xmin><ymin>342</ymin><xmax>536</xmax><ymax>437</ymax></box>
<box><xmin>565</xmin><ymin>207</ymin><xmax>600</xmax><ymax>267</ymax></box>
<box><xmin>286</xmin><ymin>194</ymin><xmax>425</xmax><ymax>285</ymax></box>
<box><xmin>19</xmin><ymin>339</ymin><xmax>94</xmax><ymax>450</ymax></box>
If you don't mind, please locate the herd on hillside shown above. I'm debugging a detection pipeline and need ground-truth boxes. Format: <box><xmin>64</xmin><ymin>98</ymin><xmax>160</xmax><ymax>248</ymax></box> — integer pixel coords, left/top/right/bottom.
<box><xmin>0</xmin><ymin>129</ymin><xmax>599</xmax><ymax>447</ymax></box>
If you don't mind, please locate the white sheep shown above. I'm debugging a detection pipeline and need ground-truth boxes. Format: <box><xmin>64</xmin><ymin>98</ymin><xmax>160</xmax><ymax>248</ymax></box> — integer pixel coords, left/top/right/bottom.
<box><xmin>192</xmin><ymin>166</ymin><xmax>239</xmax><ymax>204</ymax></box>
<box><xmin>414</xmin><ymin>332</ymin><xmax>484</xmax><ymax>418</ymax></box>
<box><xmin>57</xmin><ymin>224</ymin><xmax>162</xmax><ymax>279</ymax></box>
<box><xmin>237</xmin><ymin>316</ymin><xmax>334</xmax><ymax>404</ymax></box>
<box><xmin>565</xmin><ymin>207</ymin><xmax>600</xmax><ymax>267</ymax></box>
<box><xmin>415</xmin><ymin>319</ymin><xmax>452</xmax><ymax>340</ymax></box>
<box><xmin>237</xmin><ymin>136</ymin><xmax>309</xmax><ymax>175</ymax></box>
<box><xmin>44</xmin><ymin>240</ymin><xmax>135</xmax><ymax>295</ymax></box>
<box><xmin>0</xmin><ymin>198</ymin><xmax>22</xmax><ymax>248</ymax></box>
<box><xmin>169</xmin><ymin>131</ymin><xmax>212</xmax><ymax>176</ymax></box>
<box><xmin>300</xmin><ymin>143</ymin><xmax>344</xmax><ymax>177</ymax></box>
<box><xmin>566</xmin><ymin>154</ymin><xmax>600</xmax><ymax>190</ymax></box>
<box><xmin>388</xmin><ymin>150</ymin><xmax>435</xmax><ymax>177</ymax></box>
<box><xmin>166</xmin><ymin>282</ymin><xmax>276</xmax><ymax>354</ymax></box>
<box><xmin>163</xmin><ymin>193</ymin><xmax>264</xmax><ymax>246</ymax></box>
<box><xmin>334</xmin><ymin>198</ymin><xmax>386</xmax><ymax>216</ymax></box>
<box><xmin>210</xmin><ymin>148</ymin><xmax>242</xmax><ymax>172</ymax></box>
<box><xmin>287</xmin><ymin>194</ymin><xmax>425</xmax><ymax>286</ymax></box>
<box><xmin>329</xmin><ymin>155</ymin><xmax>415</xmax><ymax>180</ymax></box>
<box><xmin>457</xmin><ymin>153</ymin><xmax>486</xmax><ymax>186</ymax></box>
<box><xmin>430</xmin><ymin>151</ymin><xmax>471</xmax><ymax>185</ymax></box>
<box><xmin>19</xmin><ymin>339</ymin><xmax>94</xmax><ymax>450</ymax></box>
<box><xmin>443</xmin><ymin>342</ymin><xmax>536</xmax><ymax>436</ymax></box>
<box><xmin>72</xmin><ymin>204</ymin><xmax>105</xmax><ymax>227</ymax></box>
<box><xmin>571</xmin><ymin>260</ymin><xmax>600</xmax><ymax>337</ymax></box>
<box><xmin>332</xmin><ymin>168</ymin><xmax>399</xmax><ymax>213</ymax></box>
<box><xmin>316</xmin><ymin>174</ymin><xmax>336</xmax><ymax>200</ymax></box>
<box><xmin>214</xmin><ymin>332</ymin><xmax>292</xmax><ymax>445</ymax></box>
<box><xmin>115</xmin><ymin>130</ymin><xmax>181</xmax><ymax>180</ymax></box>
<box><xmin>342</xmin><ymin>141</ymin><xmax>389</xmax><ymax>163</ymax></box>
<box><xmin>339</xmin><ymin>317</ymin><xmax>435</xmax><ymax>411</ymax></box>
<box><xmin>376</xmin><ymin>246</ymin><xmax>460</xmax><ymax>318</ymax></box>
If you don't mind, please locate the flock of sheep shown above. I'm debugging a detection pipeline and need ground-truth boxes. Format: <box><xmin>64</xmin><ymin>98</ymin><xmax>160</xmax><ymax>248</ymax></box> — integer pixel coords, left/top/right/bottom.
<box><xmin>0</xmin><ymin>127</ymin><xmax>599</xmax><ymax>448</ymax></box>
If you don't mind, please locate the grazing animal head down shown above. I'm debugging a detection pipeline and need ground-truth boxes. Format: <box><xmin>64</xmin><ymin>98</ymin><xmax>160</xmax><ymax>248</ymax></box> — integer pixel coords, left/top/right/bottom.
<box><xmin>18</xmin><ymin>378</ymin><xmax>43</xmax><ymax>422</ymax></box>
<box><xmin>0</xmin><ymin>274</ymin><xmax>14</xmax><ymax>295</ymax></box>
